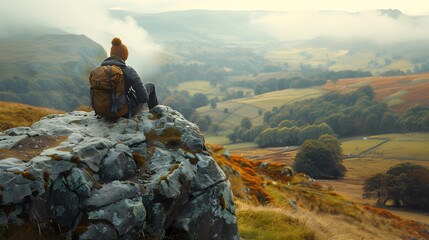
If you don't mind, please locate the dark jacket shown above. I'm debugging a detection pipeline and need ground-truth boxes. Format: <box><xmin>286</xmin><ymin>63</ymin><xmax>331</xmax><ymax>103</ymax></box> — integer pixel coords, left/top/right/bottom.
<box><xmin>101</xmin><ymin>56</ymin><xmax>149</xmax><ymax>104</ymax></box>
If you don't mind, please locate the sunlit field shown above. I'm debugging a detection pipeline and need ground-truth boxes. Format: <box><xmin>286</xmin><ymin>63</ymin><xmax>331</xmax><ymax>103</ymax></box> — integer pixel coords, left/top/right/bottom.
<box><xmin>198</xmin><ymin>88</ymin><xmax>323</xmax><ymax>137</ymax></box>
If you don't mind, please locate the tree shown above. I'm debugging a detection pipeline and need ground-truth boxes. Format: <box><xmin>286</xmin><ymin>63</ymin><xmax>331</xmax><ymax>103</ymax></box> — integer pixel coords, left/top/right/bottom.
<box><xmin>363</xmin><ymin>173</ymin><xmax>391</xmax><ymax>207</ymax></box>
<box><xmin>380</xmin><ymin>112</ymin><xmax>397</xmax><ymax>132</ymax></box>
<box><xmin>298</xmin><ymin>123</ymin><xmax>334</xmax><ymax>144</ymax></box>
<box><xmin>364</xmin><ymin>113</ymin><xmax>380</xmax><ymax>134</ymax></box>
<box><xmin>195</xmin><ymin>117</ymin><xmax>209</xmax><ymax>132</ymax></box>
<box><xmin>209</xmin><ymin>124</ymin><xmax>220</xmax><ymax>135</ymax></box>
<box><xmin>356</xmin><ymin>86</ymin><xmax>375</xmax><ymax>101</ymax></box>
<box><xmin>396</xmin><ymin>105</ymin><xmax>429</xmax><ymax>131</ymax></box>
<box><xmin>228</xmin><ymin>130</ymin><xmax>239</xmax><ymax>143</ymax></box>
<box><xmin>209</xmin><ymin>98</ymin><xmax>217</xmax><ymax>109</ymax></box>
<box><xmin>423</xmin><ymin>112</ymin><xmax>429</xmax><ymax>130</ymax></box>
<box><xmin>241</xmin><ymin>117</ymin><xmax>252</xmax><ymax>130</ymax></box>
<box><xmin>189</xmin><ymin>93</ymin><xmax>209</xmax><ymax>108</ymax></box>
<box><xmin>363</xmin><ymin>163</ymin><xmax>429</xmax><ymax>210</ymax></box>
<box><xmin>293</xmin><ymin>135</ymin><xmax>345</xmax><ymax>179</ymax></box>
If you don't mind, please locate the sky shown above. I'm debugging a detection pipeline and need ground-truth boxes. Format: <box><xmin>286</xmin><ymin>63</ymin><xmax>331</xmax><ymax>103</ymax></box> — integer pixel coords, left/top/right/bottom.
<box><xmin>105</xmin><ymin>0</ymin><xmax>429</xmax><ymax>16</ymax></box>
<box><xmin>1</xmin><ymin>0</ymin><xmax>429</xmax><ymax>72</ymax></box>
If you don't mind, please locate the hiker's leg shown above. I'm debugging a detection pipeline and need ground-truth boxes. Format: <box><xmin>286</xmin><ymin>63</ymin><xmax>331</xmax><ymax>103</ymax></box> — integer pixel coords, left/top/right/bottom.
<box><xmin>144</xmin><ymin>82</ymin><xmax>159</xmax><ymax>109</ymax></box>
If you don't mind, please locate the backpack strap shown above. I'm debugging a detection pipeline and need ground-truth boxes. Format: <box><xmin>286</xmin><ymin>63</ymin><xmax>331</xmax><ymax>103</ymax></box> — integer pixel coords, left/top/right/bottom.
<box><xmin>108</xmin><ymin>66</ymin><xmax>118</xmax><ymax>116</ymax></box>
<box><xmin>90</xmin><ymin>88</ymin><xmax>96</xmax><ymax>115</ymax></box>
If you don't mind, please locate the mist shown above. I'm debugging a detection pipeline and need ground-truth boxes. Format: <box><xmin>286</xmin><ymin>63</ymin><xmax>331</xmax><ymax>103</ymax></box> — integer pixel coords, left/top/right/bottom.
<box><xmin>0</xmin><ymin>0</ymin><xmax>161</xmax><ymax>75</ymax></box>
<box><xmin>250</xmin><ymin>10</ymin><xmax>429</xmax><ymax>43</ymax></box>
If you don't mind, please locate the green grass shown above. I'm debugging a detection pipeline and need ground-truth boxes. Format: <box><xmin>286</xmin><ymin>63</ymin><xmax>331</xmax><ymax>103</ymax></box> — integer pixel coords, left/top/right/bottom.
<box><xmin>266</xmin><ymin>47</ymin><xmax>413</xmax><ymax>72</ymax></box>
<box><xmin>175</xmin><ymin>81</ymin><xmax>225</xmax><ymax>99</ymax></box>
<box><xmin>198</xmin><ymin>88</ymin><xmax>323</xmax><ymax>136</ymax></box>
<box><xmin>237</xmin><ymin>206</ymin><xmax>315</xmax><ymax>240</ymax></box>
<box><xmin>342</xmin><ymin>132</ymin><xmax>429</xmax><ymax>161</ymax></box>
<box><xmin>205</xmin><ymin>136</ymin><xmax>230</xmax><ymax>145</ymax></box>
<box><xmin>341</xmin><ymin>139</ymin><xmax>386</xmax><ymax>155</ymax></box>
<box><xmin>384</xmin><ymin>90</ymin><xmax>407</xmax><ymax>107</ymax></box>
<box><xmin>349</xmin><ymin>81</ymin><xmax>370</xmax><ymax>88</ymax></box>
<box><xmin>365</xmin><ymin>141</ymin><xmax>429</xmax><ymax>160</ymax></box>
<box><xmin>224</xmin><ymin>142</ymin><xmax>258</xmax><ymax>150</ymax></box>
<box><xmin>392</xmin><ymin>132</ymin><xmax>429</xmax><ymax>141</ymax></box>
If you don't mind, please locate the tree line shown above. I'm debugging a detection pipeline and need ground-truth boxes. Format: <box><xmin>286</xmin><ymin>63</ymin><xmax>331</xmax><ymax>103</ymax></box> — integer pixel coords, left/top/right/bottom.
<box><xmin>229</xmin><ymin>86</ymin><xmax>429</xmax><ymax>147</ymax></box>
<box><xmin>230</xmin><ymin>69</ymin><xmax>373</xmax><ymax>96</ymax></box>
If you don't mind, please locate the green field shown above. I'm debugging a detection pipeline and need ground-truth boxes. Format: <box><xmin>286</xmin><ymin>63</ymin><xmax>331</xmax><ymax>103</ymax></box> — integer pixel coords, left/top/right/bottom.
<box><xmin>197</xmin><ymin>88</ymin><xmax>323</xmax><ymax>138</ymax></box>
<box><xmin>342</xmin><ymin>138</ymin><xmax>386</xmax><ymax>155</ymax></box>
<box><xmin>176</xmin><ymin>81</ymin><xmax>225</xmax><ymax>99</ymax></box>
<box><xmin>265</xmin><ymin>47</ymin><xmax>413</xmax><ymax>72</ymax></box>
<box><xmin>342</xmin><ymin>132</ymin><xmax>429</xmax><ymax>161</ymax></box>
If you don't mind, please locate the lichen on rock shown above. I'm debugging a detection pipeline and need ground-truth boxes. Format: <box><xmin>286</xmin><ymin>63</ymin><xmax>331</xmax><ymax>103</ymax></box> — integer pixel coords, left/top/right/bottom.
<box><xmin>0</xmin><ymin>105</ymin><xmax>239</xmax><ymax>239</ymax></box>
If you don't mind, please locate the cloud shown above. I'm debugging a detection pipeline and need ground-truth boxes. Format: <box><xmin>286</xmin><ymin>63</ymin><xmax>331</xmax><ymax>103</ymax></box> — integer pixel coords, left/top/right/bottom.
<box><xmin>0</xmin><ymin>0</ymin><xmax>161</xmax><ymax>75</ymax></box>
<box><xmin>250</xmin><ymin>10</ymin><xmax>429</xmax><ymax>43</ymax></box>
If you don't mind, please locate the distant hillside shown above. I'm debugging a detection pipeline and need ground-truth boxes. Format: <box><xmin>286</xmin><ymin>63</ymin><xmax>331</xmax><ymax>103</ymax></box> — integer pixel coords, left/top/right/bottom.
<box><xmin>0</xmin><ymin>101</ymin><xmax>63</xmax><ymax>131</ymax></box>
<box><xmin>112</xmin><ymin>9</ymin><xmax>429</xmax><ymax>73</ymax></box>
<box><xmin>0</xmin><ymin>33</ymin><xmax>106</xmax><ymax>111</ymax></box>
<box><xmin>322</xmin><ymin>72</ymin><xmax>429</xmax><ymax>113</ymax></box>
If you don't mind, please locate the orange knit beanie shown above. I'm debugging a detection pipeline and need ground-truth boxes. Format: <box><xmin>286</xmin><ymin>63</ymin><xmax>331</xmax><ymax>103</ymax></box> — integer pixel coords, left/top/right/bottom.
<box><xmin>110</xmin><ymin>37</ymin><xmax>129</xmax><ymax>61</ymax></box>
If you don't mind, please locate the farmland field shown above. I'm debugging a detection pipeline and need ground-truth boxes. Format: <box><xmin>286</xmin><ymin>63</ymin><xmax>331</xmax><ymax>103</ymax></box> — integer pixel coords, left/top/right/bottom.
<box><xmin>229</xmin><ymin>132</ymin><xmax>429</xmax><ymax>224</ymax></box>
<box><xmin>198</xmin><ymin>88</ymin><xmax>323</xmax><ymax>137</ymax></box>
<box><xmin>175</xmin><ymin>80</ymin><xmax>225</xmax><ymax>99</ymax></box>
<box><xmin>265</xmin><ymin>46</ymin><xmax>413</xmax><ymax>72</ymax></box>
<box><xmin>321</xmin><ymin>72</ymin><xmax>429</xmax><ymax>113</ymax></box>
<box><xmin>342</xmin><ymin>133</ymin><xmax>429</xmax><ymax>160</ymax></box>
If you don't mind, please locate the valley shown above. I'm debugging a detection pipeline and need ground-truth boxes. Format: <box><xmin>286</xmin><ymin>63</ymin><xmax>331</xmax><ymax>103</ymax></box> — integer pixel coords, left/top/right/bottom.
<box><xmin>228</xmin><ymin>132</ymin><xmax>429</xmax><ymax>225</ymax></box>
<box><xmin>2</xmin><ymin>7</ymin><xmax>429</xmax><ymax>239</ymax></box>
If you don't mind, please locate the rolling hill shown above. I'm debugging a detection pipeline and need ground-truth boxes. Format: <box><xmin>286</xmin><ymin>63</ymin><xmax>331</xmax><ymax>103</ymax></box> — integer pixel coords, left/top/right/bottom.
<box><xmin>110</xmin><ymin>9</ymin><xmax>429</xmax><ymax>74</ymax></box>
<box><xmin>321</xmin><ymin>72</ymin><xmax>429</xmax><ymax>113</ymax></box>
<box><xmin>195</xmin><ymin>71</ymin><xmax>429</xmax><ymax>146</ymax></box>
<box><xmin>197</xmin><ymin>87</ymin><xmax>324</xmax><ymax>141</ymax></box>
<box><xmin>0</xmin><ymin>33</ymin><xmax>106</xmax><ymax>111</ymax></box>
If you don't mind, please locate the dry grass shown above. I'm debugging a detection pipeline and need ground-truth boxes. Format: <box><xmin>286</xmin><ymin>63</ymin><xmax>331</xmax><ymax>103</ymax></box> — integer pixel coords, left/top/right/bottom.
<box><xmin>236</xmin><ymin>201</ymin><xmax>316</xmax><ymax>240</ymax></box>
<box><xmin>321</xmin><ymin>72</ymin><xmax>429</xmax><ymax>113</ymax></box>
<box><xmin>236</xmin><ymin>199</ymin><xmax>408</xmax><ymax>240</ymax></box>
<box><xmin>223</xmin><ymin>134</ymin><xmax>429</xmax><ymax>239</ymax></box>
<box><xmin>0</xmin><ymin>101</ymin><xmax>64</xmax><ymax>132</ymax></box>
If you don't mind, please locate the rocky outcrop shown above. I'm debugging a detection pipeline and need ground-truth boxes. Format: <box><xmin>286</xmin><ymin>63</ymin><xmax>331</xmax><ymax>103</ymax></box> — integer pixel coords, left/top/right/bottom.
<box><xmin>0</xmin><ymin>106</ymin><xmax>239</xmax><ymax>239</ymax></box>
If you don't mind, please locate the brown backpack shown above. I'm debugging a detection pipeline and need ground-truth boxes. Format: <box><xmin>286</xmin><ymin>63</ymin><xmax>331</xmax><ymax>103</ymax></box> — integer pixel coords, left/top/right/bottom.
<box><xmin>89</xmin><ymin>65</ymin><xmax>128</xmax><ymax>118</ymax></box>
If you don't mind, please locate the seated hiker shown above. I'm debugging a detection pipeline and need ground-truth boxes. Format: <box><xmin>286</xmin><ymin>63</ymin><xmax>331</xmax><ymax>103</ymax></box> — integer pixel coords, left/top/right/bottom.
<box><xmin>91</xmin><ymin>37</ymin><xmax>158</xmax><ymax>118</ymax></box>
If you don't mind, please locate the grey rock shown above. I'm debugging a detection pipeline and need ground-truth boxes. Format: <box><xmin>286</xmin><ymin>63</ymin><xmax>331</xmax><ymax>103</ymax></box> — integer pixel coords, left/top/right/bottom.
<box><xmin>173</xmin><ymin>181</ymin><xmax>237</xmax><ymax>239</ymax></box>
<box><xmin>0</xmin><ymin>106</ymin><xmax>239</xmax><ymax>239</ymax></box>
<box><xmin>99</xmin><ymin>148</ymin><xmax>136</xmax><ymax>182</ymax></box>
<box><xmin>87</xmin><ymin>197</ymin><xmax>145</xmax><ymax>236</ymax></box>
<box><xmin>79</xmin><ymin>223</ymin><xmax>118</xmax><ymax>240</ymax></box>
<box><xmin>0</xmin><ymin>134</ymin><xmax>27</xmax><ymax>149</ymax></box>
<box><xmin>4</xmin><ymin>126</ymin><xmax>31</xmax><ymax>136</ymax></box>
<box><xmin>82</xmin><ymin>181</ymin><xmax>140</xmax><ymax>209</ymax></box>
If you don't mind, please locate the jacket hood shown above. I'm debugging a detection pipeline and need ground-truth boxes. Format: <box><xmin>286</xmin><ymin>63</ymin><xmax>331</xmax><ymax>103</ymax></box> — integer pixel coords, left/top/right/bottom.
<box><xmin>101</xmin><ymin>56</ymin><xmax>126</xmax><ymax>67</ymax></box>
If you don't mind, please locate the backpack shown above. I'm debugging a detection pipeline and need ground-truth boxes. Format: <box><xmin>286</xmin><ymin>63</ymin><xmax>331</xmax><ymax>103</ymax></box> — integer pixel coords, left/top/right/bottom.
<box><xmin>89</xmin><ymin>65</ymin><xmax>128</xmax><ymax>118</ymax></box>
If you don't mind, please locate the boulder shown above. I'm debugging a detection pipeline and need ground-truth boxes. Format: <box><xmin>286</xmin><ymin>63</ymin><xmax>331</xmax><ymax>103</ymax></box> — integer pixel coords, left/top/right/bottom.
<box><xmin>0</xmin><ymin>105</ymin><xmax>239</xmax><ymax>240</ymax></box>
